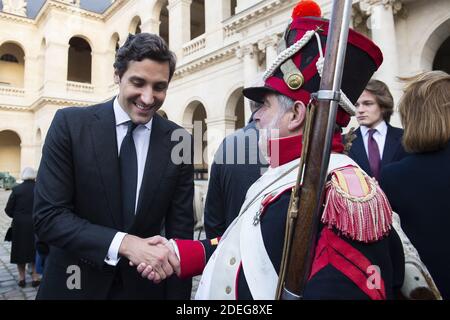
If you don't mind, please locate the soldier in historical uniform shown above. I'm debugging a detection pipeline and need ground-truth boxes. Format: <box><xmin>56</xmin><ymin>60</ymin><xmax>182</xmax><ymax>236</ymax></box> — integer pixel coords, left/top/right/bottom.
<box><xmin>138</xmin><ymin>0</ymin><xmax>405</xmax><ymax>299</ymax></box>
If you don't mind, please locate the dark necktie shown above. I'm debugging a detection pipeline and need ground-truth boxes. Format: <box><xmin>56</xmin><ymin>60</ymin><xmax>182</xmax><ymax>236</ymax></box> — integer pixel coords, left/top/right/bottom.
<box><xmin>120</xmin><ymin>121</ymin><xmax>138</xmax><ymax>229</ymax></box>
<box><xmin>368</xmin><ymin>128</ymin><xmax>381</xmax><ymax>180</ymax></box>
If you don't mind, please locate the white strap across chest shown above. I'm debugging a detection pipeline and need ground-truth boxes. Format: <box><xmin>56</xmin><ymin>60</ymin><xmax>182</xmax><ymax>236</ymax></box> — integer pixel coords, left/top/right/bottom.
<box><xmin>241</xmin><ymin>154</ymin><xmax>358</xmax><ymax>299</ymax></box>
<box><xmin>195</xmin><ymin>154</ymin><xmax>359</xmax><ymax>300</ymax></box>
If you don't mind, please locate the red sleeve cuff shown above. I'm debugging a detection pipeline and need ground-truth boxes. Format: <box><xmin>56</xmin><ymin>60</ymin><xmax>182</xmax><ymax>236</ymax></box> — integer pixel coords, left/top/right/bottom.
<box><xmin>174</xmin><ymin>239</ymin><xmax>206</xmax><ymax>279</ymax></box>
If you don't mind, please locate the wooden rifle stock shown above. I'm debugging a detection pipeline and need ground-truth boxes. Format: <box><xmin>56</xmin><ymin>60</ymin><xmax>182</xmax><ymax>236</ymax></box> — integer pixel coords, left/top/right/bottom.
<box><xmin>277</xmin><ymin>0</ymin><xmax>353</xmax><ymax>299</ymax></box>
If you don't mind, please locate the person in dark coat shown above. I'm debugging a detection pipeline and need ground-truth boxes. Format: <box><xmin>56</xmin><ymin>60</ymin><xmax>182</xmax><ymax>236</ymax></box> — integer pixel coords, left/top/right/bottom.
<box><xmin>33</xmin><ymin>33</ymin><xmax>193</xmax><ymax>299</ymax></box>
<box><xmin>348</xmin><ymin>80</ymin><xmax>409</xmax><ymax>181</ymax></box>
<box><xmin>5</xmin><ymin>167</ymin><xmax>40</xmax><ymax>287</ymax></box>
<box><xmin>204</xmin><ymin>100</ymin><xmax>268</xmax><ymax>238</ymax></box>
<box><xmin>381</xmin><ymin>70</ymin><xmax>450</xmax><ymax>299</ymax></box>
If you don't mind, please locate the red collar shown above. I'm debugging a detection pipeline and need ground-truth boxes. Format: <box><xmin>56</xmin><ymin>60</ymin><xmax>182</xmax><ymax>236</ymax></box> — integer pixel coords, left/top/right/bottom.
<box><xmin>268</xmin><ymin>132</ymin><xmax>344</xmax><ymax>168</ymax></box>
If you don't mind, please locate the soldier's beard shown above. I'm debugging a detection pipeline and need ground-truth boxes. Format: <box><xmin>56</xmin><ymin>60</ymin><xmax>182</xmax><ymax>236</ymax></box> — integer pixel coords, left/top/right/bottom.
<box><xmin>258</xmin><ymin>115</ymin><xmax>282</xmax><ymax>163</ymax></box>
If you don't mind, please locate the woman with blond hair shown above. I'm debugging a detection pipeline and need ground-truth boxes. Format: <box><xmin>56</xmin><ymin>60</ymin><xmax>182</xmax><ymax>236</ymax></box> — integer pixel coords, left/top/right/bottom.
<box><xmin>381</xmin><ymin>70</ymin><xmax>450</xmax><ymax>299</ymax></box>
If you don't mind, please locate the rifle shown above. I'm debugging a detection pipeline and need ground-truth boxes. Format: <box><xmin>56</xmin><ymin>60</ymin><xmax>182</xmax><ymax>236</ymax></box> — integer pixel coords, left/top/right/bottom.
<box><xmin>276</xmin><ymin>0</ymin><xmax>354</xmax><ymax>299</ymax></box>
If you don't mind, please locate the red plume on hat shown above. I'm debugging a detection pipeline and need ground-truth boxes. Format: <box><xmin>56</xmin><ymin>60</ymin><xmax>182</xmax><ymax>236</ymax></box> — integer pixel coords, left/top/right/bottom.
<box><xmin>243</xmin><ymin>0</ymin><xmax>383</xmax><ymax>127</ymax></box>
<box><xmin>291</xmin><ymin>0</ymin><xmax>322</xmax><ymax>19</ymax></box>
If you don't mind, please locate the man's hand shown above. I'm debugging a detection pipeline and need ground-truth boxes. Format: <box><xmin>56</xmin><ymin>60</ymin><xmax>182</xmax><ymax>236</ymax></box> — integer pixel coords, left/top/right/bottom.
<box><xmin>135</xmin><ymin>236</ymin><xmax>180</xmax><ymax>283</ymax></box>
<box><xmin>118</xmin><ymin>235</ymin><xmax>179</xmax><ymax>283</ymax></box>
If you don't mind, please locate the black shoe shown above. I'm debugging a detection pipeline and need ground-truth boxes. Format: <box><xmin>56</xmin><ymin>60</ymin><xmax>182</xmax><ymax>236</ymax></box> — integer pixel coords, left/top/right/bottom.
<box><xmin>18</xmin><ymin>280</ymin><xmax>26</xmax><ymax>288</ymax></box>
<box><xmin>32</xmin><ymin>280</ymin><xmax>41</xmax><ymax>287</ymax></box>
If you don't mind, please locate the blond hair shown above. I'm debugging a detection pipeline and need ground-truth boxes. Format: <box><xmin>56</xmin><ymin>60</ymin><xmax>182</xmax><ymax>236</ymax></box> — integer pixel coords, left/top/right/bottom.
<box><xmin>398</xmin><ymin>71</ymin><xmax>450</xmax><ymax>153</ymax></box>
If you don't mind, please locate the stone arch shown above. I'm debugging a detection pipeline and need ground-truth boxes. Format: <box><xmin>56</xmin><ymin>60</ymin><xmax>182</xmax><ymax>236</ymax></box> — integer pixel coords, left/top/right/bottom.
<box><xmin>38</xmin><ymin>37</ymin><xmax>47</xmax><ymax>89</ymax></box>
<box><xmin>40</xmin><ymin>38</ymin><xmax>46</xmax><ymax>55</ymax></box>
<box><xmin>35</xmin><ymin>128</ymin><xmax>43</xmax><ymax>169</ymax></box>
<box><xmin>66</xmin><ymin>34</ymin><xmax>94</xmax><ymax>51</ymax></box>
<box><xmin>0</xmin><ymin>130</ymin><xmax>22</xmax><ymax>179</ymax></box>
<box><xmin>433</xmin><ymin>36</ymin><xmax>450</xmax><ymax>73</ymax></box>
<box><xmin>129</xmin><ymin>16</ymin><xmax>142</xmax><ymax>35</ymax></box>
<box><xmin>0</xmin><ymin>41</ymin><xmax>25</xmax><ymax>87</ymax></box>
<box><xmin>420</xmin><ymin>18</ymin><xmax>450</xmax><ymax>71</ymax></box>
<box><xmin>191</xmin><ymin>0</ymin><xmax>205</xmax><ymax>40</ymax></box>
<box><xmin>183</xmin><ymin>100</ymin><xmax>208</xmax><ymax>179</ymax></box>
<box><xmin>158</xmin><ymin>1</ymin><xmax>169</xmax><ymax>46</ymax></box>
<box><xmin>110</xmin><ymin>32</ymin><xmax>120</xmax><ymax>53</ymax></box>
<box><xmin>182</xmin><ymin>97</ymin><xmax>208</xmax><ymax>129</ymax></box>
<box><xmin>35</xmin><ymin>128</ymin><xmax>42</xmax><ymax>146</ymax></box>
<box><xmin>67</xmin><ymin>36</ymin><xmax>92</xmax><ymax>83</ymax></box>
<box><xmin>225</xmin><ymin>86</ymin><xmax>245</xmax><ymax>130</ymax></box>
<box><xmin>0</xmin><ymin>39</ymin><xmax>26</xmax><ymax>56</ymax></box>
<box><xmin>151</xmin><ymin>0</ymin><xmax>170</xmax><ymax>46</ymax></box>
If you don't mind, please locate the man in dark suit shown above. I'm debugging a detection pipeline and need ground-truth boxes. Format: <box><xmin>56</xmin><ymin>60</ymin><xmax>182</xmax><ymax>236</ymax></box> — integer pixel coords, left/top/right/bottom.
<box><xmin>33</xmin><ymin>33</ymin><xmax>194</xmax><ymax>299</ymax></box>
<box><xmin>348</xmin><ymin>79</ymin><xmax>408</xmax><ymax>180</ymax></box>
<box><xmin>203</xmin><ymin>102</ymin><xmax>268</xmax><ymax>238</ymax></box>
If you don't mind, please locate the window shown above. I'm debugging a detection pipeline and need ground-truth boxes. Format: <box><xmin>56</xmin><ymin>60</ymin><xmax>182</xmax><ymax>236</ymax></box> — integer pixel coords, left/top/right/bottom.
<box><xmin>0</xmin><ymin>54</ymin><xmax>19</xmax><ymax>63</ymax></box>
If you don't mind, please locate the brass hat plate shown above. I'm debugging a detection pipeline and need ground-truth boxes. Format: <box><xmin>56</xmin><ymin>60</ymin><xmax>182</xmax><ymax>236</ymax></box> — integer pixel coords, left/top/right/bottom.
<box><xmin>287</xmin><ymin>73</ymin><xmax>304</xmax><ymax>90</ymax></box>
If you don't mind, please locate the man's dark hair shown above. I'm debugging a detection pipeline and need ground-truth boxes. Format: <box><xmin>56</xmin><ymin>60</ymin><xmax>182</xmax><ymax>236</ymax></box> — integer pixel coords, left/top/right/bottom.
<box><xmin>114</xmin><ymin>33</ymin><xmax>177</xmax><ymax>81</ymax></box>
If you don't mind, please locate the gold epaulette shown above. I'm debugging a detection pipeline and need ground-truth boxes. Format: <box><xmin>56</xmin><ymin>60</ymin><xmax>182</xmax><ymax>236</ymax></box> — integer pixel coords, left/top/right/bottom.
<box><xmin>321</xmin><ymin>166</ymin><xmax>392</xmax><ymax>243</ymax></box>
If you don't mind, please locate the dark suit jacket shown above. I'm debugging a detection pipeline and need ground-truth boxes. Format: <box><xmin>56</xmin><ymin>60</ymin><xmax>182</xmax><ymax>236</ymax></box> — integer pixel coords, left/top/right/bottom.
<box><xmin>33</xmin><ymin>99</ymin><xmax>194</xmax><ymax>299</ymax></box>
<box><xmin>204</xmin><ymin>121</ymin><xmax>268</xmax><ymax>238</ymax></box>
<box><xmin>380</xmin><ymin>141</ymin><xmax>450</xmax><ymax>299</ymax></box>
<box><xmin>348</xmin><ymin>124</ymin><xmax>409</xmax><ymax>177</ymax></box>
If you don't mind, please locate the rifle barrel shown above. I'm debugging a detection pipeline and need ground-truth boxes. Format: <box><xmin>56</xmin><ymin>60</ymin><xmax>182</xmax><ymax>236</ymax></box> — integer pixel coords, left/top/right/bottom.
<box><xmin>281</xmin><ymin>0</ymin><xmax>353</xmax><ymax>299</ymax></box>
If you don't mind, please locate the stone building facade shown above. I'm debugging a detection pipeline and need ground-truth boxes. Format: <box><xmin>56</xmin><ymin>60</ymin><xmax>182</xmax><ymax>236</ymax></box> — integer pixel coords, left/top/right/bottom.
<box><xmin>1</xmin><ymin>0</ymin><xmax>449</xmax><ymax>180</ymax></box>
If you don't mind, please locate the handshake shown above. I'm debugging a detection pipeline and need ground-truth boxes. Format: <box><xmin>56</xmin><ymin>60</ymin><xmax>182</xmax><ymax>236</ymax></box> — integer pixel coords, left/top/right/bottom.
<box><xmin>118</xmin><ymin>234</ymin><xmax>180</xmax><ymax>284</ymax></box>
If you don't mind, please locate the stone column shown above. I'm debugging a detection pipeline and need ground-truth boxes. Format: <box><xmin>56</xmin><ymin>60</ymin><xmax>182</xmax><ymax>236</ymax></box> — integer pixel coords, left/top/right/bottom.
<box><xmin>42</xmin><ymin>41</ymin><xmax>69</xmax><ymax>96</ymax></box>
<box><xmin>20</xmin><ymin>143</ymin><xmax>36</xmax><ymax>175</ymax></box>
<box><xmin>204</xmin><ymin>0</ymin><xmax>225</xmax><ymax>47</ymax></box>
<box><xmin>183</xmin><ymin>123</ymin><xmax>194</xmax><ymax>135</ymax></box>
<box><xmin>141</xmin><ymin>17</ymin><xmax>160</xmax><ymax>34</ymax></box>
<box><xmin>34</xmin><ymin>131</ymin><xmax>43</xmax><ymax>170</ymax></box>
<box><xmin>36</xmin><ymin>44</ymin><xmax>46</xmax><ymax>93</ymax></box>
<box><xmin>204</xmin><ymin>0</ymin><xmax>221</xmax><ymax>33</ymax></box>
<box><xmin>91</xmin><ymin>49</ymin><xmax>115</xmax><ymax>96</ymax></box>
<box><xmin>168</xmin><ymin>0</ymin><xmax>192</xmax><ymax>58</ymax></box>
<box><xmin>237</xmin><ymin>44</ymin><xmax>259</xmax><ymax>122</ymax></box>
<box><xmin>32</xmin><ymin>142</ymin><xmax>42</xmax><ymax>170</ymax></box>
<box><xmin>360</xmin><ymin>0</ymin><xmax>403</xmax><ymax>126</ymax></box>
<box><xmin>258</xmin><ymin>35</ymin><xmax>280</xmax><ymax>68</ymax></box>
<box><xmin>220</xmin><ymin>0</ymin><xmax>233</xmax><ymax>20</ymax></box>
<box><xmin>205</xmin><ymin>116</ymin><xmax>236</xmax><ymax>169</ymax></box>
<box><xmin>23</xmin><ymin>54</ymin><xmax>40</xmax><ymax>95</ymax></box>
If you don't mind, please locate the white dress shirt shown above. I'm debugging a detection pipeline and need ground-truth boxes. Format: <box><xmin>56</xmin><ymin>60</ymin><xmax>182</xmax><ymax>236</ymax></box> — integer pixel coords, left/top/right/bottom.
<box><xmin>105</xmin><ymin>97</ymin><xmax>153</xmax><ymax>265</ymax></box>
<box><xmin>360</xmin><ymin>120</ymin><xmax>387</xmax><ymax>160</ymax></box>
